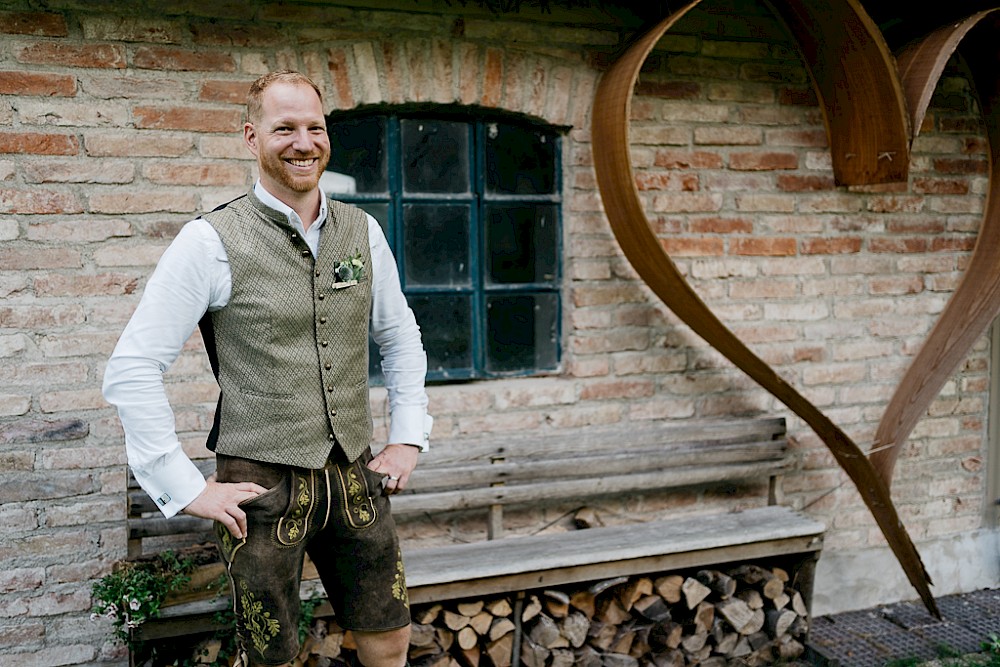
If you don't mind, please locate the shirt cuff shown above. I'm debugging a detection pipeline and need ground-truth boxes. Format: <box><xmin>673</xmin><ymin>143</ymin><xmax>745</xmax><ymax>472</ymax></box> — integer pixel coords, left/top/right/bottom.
<box><xmin>389</xmin><ymin>410</ymin><xmax>432</xmax><ymax>451</ymax></box>
<box><xmin>132</xmin><ymin>452</ymin><xmax>207</xmax><ymax>519</ymax></box>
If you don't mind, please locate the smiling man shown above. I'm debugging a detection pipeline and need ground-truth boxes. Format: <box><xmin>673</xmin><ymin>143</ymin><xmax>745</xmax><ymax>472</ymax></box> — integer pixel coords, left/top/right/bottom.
<box><xmin>103</xmin><ymin>71</ymin><xmax>430</xmax><ymax>667</ymax></box>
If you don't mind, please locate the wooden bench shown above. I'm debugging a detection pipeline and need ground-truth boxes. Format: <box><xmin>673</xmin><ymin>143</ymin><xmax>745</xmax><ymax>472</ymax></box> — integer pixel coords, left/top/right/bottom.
<box><xmin>126</xmin><ymin>416</ymin><xmax>825</xmax><ymax>644</ymax></box>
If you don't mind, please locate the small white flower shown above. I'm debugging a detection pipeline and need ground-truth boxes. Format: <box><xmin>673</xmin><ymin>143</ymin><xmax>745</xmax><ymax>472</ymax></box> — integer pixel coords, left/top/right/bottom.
<box><xmin>129</xmin><ymin>598</ymin><xmax>141</xmax><ymax>611</ymax></box>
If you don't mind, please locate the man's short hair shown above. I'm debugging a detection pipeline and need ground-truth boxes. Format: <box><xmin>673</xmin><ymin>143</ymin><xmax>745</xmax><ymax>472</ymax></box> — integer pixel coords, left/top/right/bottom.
<box><xmin>246</xmin><ymin>70</ymin><xmax>323</xmax><ymax>123</ymax></box>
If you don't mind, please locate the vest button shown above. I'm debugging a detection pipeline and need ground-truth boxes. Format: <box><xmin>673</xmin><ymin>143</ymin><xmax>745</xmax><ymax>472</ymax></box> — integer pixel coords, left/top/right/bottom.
<box><xmin>328</xmin><ymin>432</ymin><xmax>335</xmax><ymax>440</ymax></box>
<box><xmin>327</xmin><ymin>385</ymin><xmax>334</xmax><ymax>392</ymax></box>
<box><xmin>315</xmin><ymin>270</ymin><xmax>321</xmax><ymax>277</ymax></box>
<box><xmin>319</xmin><ymin>317</ymin><xmax>328</xmax><ymax>324</ymax></box>
<box><xmin>291</xmin><ymin>233</ymin><xmax>298</xmax><ymax>240</ymax></box>
<box><xmin>330</xmin><ymin>410</ymin><xmax>337</xmax><ymax>417</ymax></box>
<box><xmin>321</xmin><ymin>340</ymin><xmax>329</xmax><ymax>347</ymax></box>
<box><xmin>325</xmin><ymin>363</ymin><xmax>332</xmax><ymax>370</ymax></box>
<box><xmin>318</xmin><ymin>293</ymin><xmax>325</xmax><ymax>300</ymax></box>
<box><xmin>301</xmin><ymin>249</ymin><xmax>310</xmax><ymax>257</ymax></box>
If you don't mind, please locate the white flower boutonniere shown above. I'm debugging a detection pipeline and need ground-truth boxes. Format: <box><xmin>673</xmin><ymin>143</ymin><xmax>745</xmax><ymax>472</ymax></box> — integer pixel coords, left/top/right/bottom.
<box><xmin>333</xmin><ymin>252</ymin><xmax>364</xmax><ymax>288</ymax></box>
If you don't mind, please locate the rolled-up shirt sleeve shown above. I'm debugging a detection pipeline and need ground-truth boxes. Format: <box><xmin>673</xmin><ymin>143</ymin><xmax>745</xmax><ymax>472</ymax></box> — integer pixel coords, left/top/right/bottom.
<box><xmin>103</xmin><ymin>219</ymin><xmax>229</xmax><ymax>518</ymax></box>
<box><xmin>367</xmin><ymin>215</ymin><xmax>432</xmax><ymax>449</ymax></box>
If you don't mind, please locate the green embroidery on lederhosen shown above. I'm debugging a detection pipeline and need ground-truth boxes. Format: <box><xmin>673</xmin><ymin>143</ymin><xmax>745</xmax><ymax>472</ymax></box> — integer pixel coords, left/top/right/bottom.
<box><xmin>277</xmin><ymin>470</ymin><xmax>314</xmax><ymax>545</ymax></box>
<box><xmin>237</xmin><ymin>578</ymin><xmax>280</xmax><ymax>656</ymax></box>
<box><xmin>215</xmin><ymin>518</ymin><xmax>245</xmax><ymax>563</ymax></box>
<box><xmin>335</xmin><ymin>462</ymin><xmax>377</xmax><ymax>529</ymax></box>
<box><xmin>392</xmin><ymin>549</ymin><xmax>408</xmax><ymax>608</ymax></box>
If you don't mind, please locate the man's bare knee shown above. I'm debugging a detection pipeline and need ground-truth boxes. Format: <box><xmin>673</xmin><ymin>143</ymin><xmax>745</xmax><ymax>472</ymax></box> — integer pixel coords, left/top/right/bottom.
<box><xmin>354</xmin><ymin>625</ymin><xmax>411</xmax><ymax>667</ymax></box>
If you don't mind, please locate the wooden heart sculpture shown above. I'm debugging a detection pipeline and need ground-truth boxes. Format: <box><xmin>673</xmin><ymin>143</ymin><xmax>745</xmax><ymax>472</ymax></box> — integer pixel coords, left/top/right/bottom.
<box><xmin>592</xmin><ymin>1</ymin><xmax>997</xmax><ymax>618</ymax></box>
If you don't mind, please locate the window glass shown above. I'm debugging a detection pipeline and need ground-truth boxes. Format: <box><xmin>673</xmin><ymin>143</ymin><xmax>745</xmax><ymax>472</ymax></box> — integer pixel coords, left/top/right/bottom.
<box><xmin>485</xmin><ymin>122</ymin><xmax>556</xmax><ymax>195</ymax></box>
<box><xmin>326</xmin><ymin>116</ymin><xmax>387</xmax><ymax>193</ymax></box>
<box><xmin>403</xmin><ymin>204</ymin><xmax>471</xmax><ymax>287</ymax></box>
<box><xmin>401</xmin><ymin>120</ymin><xmax>469</xmax><ymax>194</ymax></box>
<box><xmin>409</xmin><ymin>294</ymin><xmax>473</xmax><ymax>377</ymax></box>
<box><xmin>486</xmin><ymin>293</ymin><xmax>558</xmax><ymax>374</ymax></box>
<box><xmin>331</xmin><ymin>112</ymin><xmax>561</xmax><ymax>381</ymax></box>
<box><xmin>485</xmin><ymin>204</ymin><xmax>558</xmax><ymax>286</ymax></box>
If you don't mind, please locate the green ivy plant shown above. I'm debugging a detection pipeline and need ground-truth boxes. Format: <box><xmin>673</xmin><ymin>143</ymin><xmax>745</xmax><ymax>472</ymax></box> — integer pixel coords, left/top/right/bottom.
<box><xmin>90</xmin><ymin>551</ymin><xmax>195</xmax><ymax>647</ymax></box>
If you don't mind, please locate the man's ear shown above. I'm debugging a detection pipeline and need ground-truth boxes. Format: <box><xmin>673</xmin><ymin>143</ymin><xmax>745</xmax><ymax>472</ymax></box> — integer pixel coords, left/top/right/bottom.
<box><xmin>243</xmin><ymin>122</ymin><xmax>258</xmax><ymax>157</ymax></box>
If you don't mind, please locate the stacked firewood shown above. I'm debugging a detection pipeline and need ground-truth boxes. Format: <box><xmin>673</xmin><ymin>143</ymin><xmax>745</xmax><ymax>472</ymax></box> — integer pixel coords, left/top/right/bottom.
<box><xmin>408</xmin><ymin>564</ymin><xmax>808</xmax><ymax>666</ymax></box>
<box><xmin>291</xmin><ymin>564</ymin><xmax>810</xmax><ymax>667</ymax></box>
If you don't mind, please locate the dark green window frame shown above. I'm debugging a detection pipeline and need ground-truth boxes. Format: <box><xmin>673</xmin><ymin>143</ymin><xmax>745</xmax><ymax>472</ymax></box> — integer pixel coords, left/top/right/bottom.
<box><xmin>325</xmin><ymin>109</ymin><xmax>563</xmax><ymax>382</ymax></box>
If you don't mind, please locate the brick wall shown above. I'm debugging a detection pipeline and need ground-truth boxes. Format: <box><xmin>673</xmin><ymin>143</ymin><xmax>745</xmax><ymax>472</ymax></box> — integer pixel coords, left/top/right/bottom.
<box><xmin>0</xmin><ymin>0</ymin><xmax>992</xmax><ymax>663</ymax></box>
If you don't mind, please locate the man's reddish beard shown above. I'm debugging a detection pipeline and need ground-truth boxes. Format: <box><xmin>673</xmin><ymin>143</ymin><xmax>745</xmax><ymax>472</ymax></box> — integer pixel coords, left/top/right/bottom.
<box><xmin>259</xmin><ymin>149</ymin><xmax>331</xmax><ymax>193</ymax></box>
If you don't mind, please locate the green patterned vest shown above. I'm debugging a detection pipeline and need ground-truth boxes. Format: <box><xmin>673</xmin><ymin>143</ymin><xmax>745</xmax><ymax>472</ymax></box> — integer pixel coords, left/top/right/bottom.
<box><xmin>200</xmin><ymin>191</ymin><xmax>373</xmax><ymax>467</ymax></box>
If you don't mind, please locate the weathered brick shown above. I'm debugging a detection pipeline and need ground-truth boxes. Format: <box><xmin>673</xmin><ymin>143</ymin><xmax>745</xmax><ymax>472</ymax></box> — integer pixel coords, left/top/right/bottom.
<box><xmin>0</xmin><ymin>568</ymin><xmax>44</xmax><ymax>595</ymax></box>
<box><xmin>693</xmin><ymin>126</ymin><xmax>762</xmax><ymax>145</ymax></box>
<box><xmin>27</xmin><ymin>588</ymin><xmax>92</xmax><ymax>616</ymax></box>
<box><xmin>17</xmin><ymin>99</ymin><xmax>130</xmax><ymax>127</ymax></box>
<box><xmin>0</xmin><ymin>131</ymin><xmax>78</xmax><ymax>155</ymax></box>
<box><xmin>728</xmin><ymin>151</ymin><xmax>798</xmax><ymax>170</ymax></box>
<box><xmin>0</xmin><ymin>394</ymin><xmax>30</xmax><ymax>417</ymax></box>
<box><xmin>776</xmin><ymin>174</ymin><xmax>835</xmax><ymax>191</ymax></box>
<box><xmin>133</xmin><ymin>45</ymin><xmax>237</xmax><ymax>72</ymax></box>
<box><xmin>14</xmin><ymin>41</ymin><xmax>126</xmax><ymax>68</ymax></box>
<box><xmin>0</xmin><ymin>451</ymin><xmax>34</xmax><ymax>471</ymax></box>
<box><xmin>0</xmin><ymin>247</ymin><xmax>81</xmax><ymax>270</ymax></box>
<box><xmin>190</xmin><ymin>21</ymin><xmax>285</xmax><ymax>47</ymax></box>
<box><xmin>43</xmin><ymin>498</ymin><xmax>124</xmax><ymax>527</ymax></box>
<box><xmin>143</xmin><ymin>161</ymin><xmax>248</xmax><ymax>186</ymax></box>
<box><xmin>661</xmin><ymin>237</ymin><xmax>724</xmax><ymax>256</ymax></box>
<box><xmin>579</xmin><ymin>378</ymin><xmax>655</xmax><ymax>401</ymax></box>
<box><xmin>88</xmin><ymin>191</ymin><xmax>199</xmax><ymax>214</ymax></box>
<box><xmin>634</xmin><ymin>172</ymin><xmax>699</xmax><ymax>191</ymax></box>
<box><xmin>33</xmin><ymin>272</ymin><xmax>140</xmax><ymax>297</ymax></box>
<box><xmin>199</xmin><ymin>78</ymin><xmax>253</xmax><ymax>104</ymax></box>
<box><xmin>0</xmin><ymin>189</ymin><xmax>83</xmax><ymax>215</ymax></box>
<box><xmin>327</xmin><ymin>46</ymin><xmax>356</xmax><ymax>110</ymax></box>
<box><xmin>38</xmin><ymin>388</ymin><xmax>108</xmax><ymax>413</ymax></box>
<box><xmin>0</xmin><ymin>474</ymin><xmax>97</xmax><ymax>504</ymax></box>
<box><xmin>690</xmin><ymin>216</ymin><xmax>753</xmax><ymax>234</ymax></box>
<box><xmin>0</xmin><ymin>11</ymin><xmax>67</xmax><ymax>37</ymax></box>
<box><xmin>40</xmin><ymin>445</ymin><xmax>125</xmax><ymax>470</ymax></box>
<box><xmin>27</xmin><ymin>219</ymin><xmax>132</xmax><ymax>243</ymax></box>
<box><xmin>133</xmin><ymin>105</ymin><xmax>241</xmax><ymax>132</ymax></box>
<box><xmin>23</xmin><ymin>160</ymin><xmax>134</xmax><ymax>184</ymax></box>
<box><xmin>0</xmin><ymin>361</ymin><xmax>89</xmax><ymax>386</ymax></box>
<box><xmin>0</xmin><ymin>419</ymin><xmax>88</xmax><ymax>446</ymax></box>
<box><xmin>635</xmin><ymin>80</ymin><xmax>700</xmax><ymax>99</ymax></box>
<box><xmin>800</xmin><ymin>237</ymin><xmax>862</xmax><ymax>254</ymax></box>
<box><xmin>81</xmin><ymin>16</ymin><xmax>182</xmax><ymax>43</ymax></box>
<box><xmin>912</xmin><ymin>177</ymin><xmax>969</xmax><ymax>195</ymax></box>
<box><xmin>85</xmin><ymin>131</ymin><xmax>193</xmax><ymax>157</ymax></box>
<box><xmin>0</xmin><ymin>70</ymin><xmax>76</xmax><ymax>96</ymax></box>
<box><xmin>0</xmin><ymin>622</ymin><xmax>44</xmax><ymax>649</ymax></box>
<box><xmin>651</xmin><ymin>192</ymin><xmax>722</xmax><ymax>213</ymax></box>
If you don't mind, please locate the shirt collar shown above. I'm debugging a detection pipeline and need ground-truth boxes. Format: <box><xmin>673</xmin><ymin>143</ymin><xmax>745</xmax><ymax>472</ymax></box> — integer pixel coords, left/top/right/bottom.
<box><xmin>253</xmin><ymin>180</ymin><xmax>327</xmax><ymax>232</ymax></box>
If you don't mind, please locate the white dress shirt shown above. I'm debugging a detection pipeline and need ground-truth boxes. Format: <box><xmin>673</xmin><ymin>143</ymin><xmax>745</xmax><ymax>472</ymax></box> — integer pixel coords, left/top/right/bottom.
<box><xmin>103</xmin><ymin>182</ymin><xmax>430</xmax><ymax>518</ymax></box>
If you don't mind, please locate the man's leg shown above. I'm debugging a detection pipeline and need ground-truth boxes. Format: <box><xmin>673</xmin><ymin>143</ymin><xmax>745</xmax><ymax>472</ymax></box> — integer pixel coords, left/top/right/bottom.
<box><xmin>354</xmin><ymin>626</ymin><xmax>411</xmax><ymax>667</ymax></box>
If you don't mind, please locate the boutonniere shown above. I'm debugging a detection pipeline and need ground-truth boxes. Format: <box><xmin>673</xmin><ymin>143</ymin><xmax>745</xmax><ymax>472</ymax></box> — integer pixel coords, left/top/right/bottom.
<box><xmin>332</xmin><ymin>251</ymin><xmax>364</xmax><ymax>289</ymax></box>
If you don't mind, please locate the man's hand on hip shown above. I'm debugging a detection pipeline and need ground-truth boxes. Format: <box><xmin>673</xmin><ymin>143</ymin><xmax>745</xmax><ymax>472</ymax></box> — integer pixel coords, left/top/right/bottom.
<box><xmin>182</xmin><ymin>477</ymin><xmax>268</xmax><ymax>539</ymax></box>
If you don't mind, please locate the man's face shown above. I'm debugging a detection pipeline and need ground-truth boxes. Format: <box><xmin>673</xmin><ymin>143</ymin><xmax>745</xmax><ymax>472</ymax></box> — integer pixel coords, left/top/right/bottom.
<box><xmin>244</xmin><ymin>81</ymin><xmax>330</xmax><ymax>202</ymax></box>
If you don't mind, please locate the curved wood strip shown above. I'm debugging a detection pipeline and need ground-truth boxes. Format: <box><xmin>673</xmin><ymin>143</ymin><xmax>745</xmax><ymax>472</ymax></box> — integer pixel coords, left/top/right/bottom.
<box><xmin>764</xmin><ymin>0</ymin><xmax>911</xmax><ymax>185</ymax></box>
<box><xmin>590</xmin><ymin>3</ymin><xmax>938</xmax><ymax>616</ymax></box>
<box><xmin>871</xmin><ymin>10</ymin><xmax>1000</xmax><ymax>486</ymax></box>
<box><xmin>895</xmin><ymin>11</ymin><xmax>996</xmax><ymax>137</ymax></box>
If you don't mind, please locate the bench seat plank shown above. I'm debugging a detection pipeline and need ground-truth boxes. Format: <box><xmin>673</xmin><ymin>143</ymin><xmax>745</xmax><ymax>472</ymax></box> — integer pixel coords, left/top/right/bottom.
<box><xmin>403</xmin><ymin>505</ymin><xmax>823</xmax><ymax>603</ymax></box>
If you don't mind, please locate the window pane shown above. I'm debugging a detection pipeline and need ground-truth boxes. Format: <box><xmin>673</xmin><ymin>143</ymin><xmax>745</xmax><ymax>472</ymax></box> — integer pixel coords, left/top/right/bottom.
<box><xmin>486</xmin><ymin>293</ymin><xmax>558</xmax><ymax>374</ymax></box>
<box><xmin>486</xmin><ymin>204</ymin><xmax>557</xmax><ymax>285</ymax></box>
<box><xmin>409</xmin><ymin>294</ymin><xmax>473</xmax><ymax>376</ymax></box>
<box><xmin>485</xmin><ymin>123</ymin><xmax>556</xmax><ymax>195</ymax></box>
<box><xmin>327</xmin><ymin>117</ymin><xmax>387</xmax><ymax>193</ymax></box>
<box><xmin>401</xmin><ymin>120</ymin><xmax>469</xmax><ymax>193</ymax></box>
<box><xmin>358</xmin><ymin>203</ymin><xmax>389</xmax><ymax>237</ymax></box>
<box><xmin>403</xmin><ymin>204</ymin><xmax>470</xmax><ymax>287</ymax></box>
